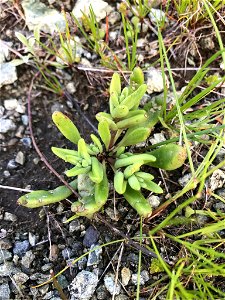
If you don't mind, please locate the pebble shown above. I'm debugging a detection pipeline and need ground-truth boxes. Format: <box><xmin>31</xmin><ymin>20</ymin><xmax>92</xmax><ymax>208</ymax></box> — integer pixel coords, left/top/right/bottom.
<box><xmin>0</xmin><ymin>283</ymin><xmax>10</xmax><ymax>299</ymax></box>
<box><xmin>210</xmin><ymin>169</ymin><xmax>225</xmax><ymax>191</ymax></box>
<box><xmin>72</xmin><ymin>0</ymin><xmax>113</xmax><ymax>22</ymax></box>
<box><xmin>121</xmin><ymin>267</ymin><xmax>131</xmax><ymax>286</ymax></box>
<box><xmin>0</xmin><ymin>239</ymin><xmax>12</xmax><ymax>250</ymax></box>
<box><xmin>4</xmin><ymin>99</ymin><xmax>18</xmax><ymax>110</ymax></box>
<box><xmin>0</xmin><ymin>119</ymin><xmax>16</xmax><ymax>133</ymax></box>
<box><xmin>145</xmin><ymin>67</ymin><xmax>168</xmax><ymax>94</ymax></box>
<box><xmin>0</xmin><ymin>262</ymin><xmax>19</xmax><ymax>277</ymax></box>
<box><xmin>178</xmin><ymin>173</ymin><xmax>192</xmax><ymax>187</ymax></box>
<box><xmin>58</xmin><ymin>274</ymin><xmax>69</xmax><ymax>289</ymax></box>
<box><xmin>33</xmin><ymin>157</ymin><xmax>40</xmax><ymax>165</ymax></box>
<box><xmin>66</xmin><ymin>82</ymin><xmax>76</xmax><ymax>94</ymax></box>
<box><xmin>69</xmin><ymin>270</ymin><xmax>98</xmax><ymax>300</ymax></box>
<box><xmin>0</xmin><ymin>249</ymin><xmax>12</xmax><ymax>264</ymax></box>
<box><xmin>21</xmin><ymin>137</ymin><xmax>32</xmax><ymax>148</ymax></box>
<box><xmin>87</xmin><ymin>244</ymin><xmax>102</xmax><ymax>266</ymax></box>
<box><xmin>0</xmin><ymin>62</ymin><xmax>17</xmax><ymax>88</ymax></box>
<box><xmin>104</xmin><ymin>273</ymin><xmax>121</xmax><ymax>295</ymax></box>
<box><xmin>3</xmin><ymin>170</ymin><xmax>10</xmax><ymax>178</ymax></box>
<box><xmin>49</xmin><ymin>244</ymin><xmax>59</xmax><ymax>261</ymax></box>
<box><xmin>62</xmin><ymin>247</ymin><xmax>74</xmax><ymax>260</ymax></box>
<box><xmin>13</xmin><ymin>272</ymin><xmax>29</xmax><ymax>285</ymax></box>
<box><xmin>109</xmin><ymin>11</ymin><xmax>121</xmax><ymax>25</ymax></box>
<box><xmin>69</xmin><ymin>220</ymin><xmax>81</xmax><ymax>233</ymax></box>
<box><xmin>148</xmin><ymin>195</ymin><xmax>160</xmax><ymax>208</ymax></box>
<box><xmin>77</xmin><ymin>256</ymin><xmax>87</xmax><ymax>270</ymax></box>
<box><xmin>149</xmin><ymin>8</ymin><xmax>167</xmax><ymax>24</ymax></box>
<box><xmin>41</xmin><ymin>263</ymin><xmax>53</xmax><ymax>272</ymax></box>
<box><xmin>96</xmin><ymin>285</ymin><xmax>109</xmax><ymax>299</ymax></box>
<box><xmin>16</xmin><ymin>103</ymin><xmax>26</xmax><ymax>114</ymax></box>
<box><xmin>8</xmin><ymin>138</ymin><xmax>18</xmax><ymax>146</ymax></box>
<box><xmin>21</xmin><ymin>115</ymin><xmax>29</xmax><ymax>125</ymax></box>
<box><xmin>13</xmin><ymin>240</ymin><xmax>30</xmax><ymax>257</ymax></box>
<box><xmin>0</xmin><ymin>40</ymin><xmax>12</xmax><ymax>63</ymax></box>
<box><xmin>149</xmin><ymin>133</ymin><xmax>166</xmax><ymax>145</ymax></box>
<box><xmin>28</xmin><ymin>232</ymin><xmax>37</xmax><ymax>247</ymax></box>
<box><xmin>131</xmin><ymin>270</ymin><xmax>150</xmax><ymax>285</ymax></box>
<box><xmin>21</xmin><ymin>0</ymin><xmax>65</xmax><ymax>33</ymax></box>
<box><xmin>200</xmin><ymin>36</ymin><xmax>215</xmax><ymax>50</ymax></box>
<box><xmin>83</xmin><ymin>226</ymin><xmax>99</xmax><ymax>248</ymax></box>
<box><xmin>15</xmin><ymin>151</ymin><xmax>25</xmax><ymax>165</ymax></box>
<box><xmin>4</xmin><ymin>212</ymin><xmax>17</xmax><ymax>222</ymax></box>
<box><xmin>7</xmin><ymin>159</ymin><xmax>18</xmax><ymax>170</ymax></box>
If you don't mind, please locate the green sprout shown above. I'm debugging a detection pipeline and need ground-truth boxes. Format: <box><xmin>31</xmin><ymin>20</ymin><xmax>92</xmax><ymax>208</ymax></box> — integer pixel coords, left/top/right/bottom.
<box><xmin>18</xmin><ymin>68</ymin><xmax>187</xmax><ymax>219</ymax></box>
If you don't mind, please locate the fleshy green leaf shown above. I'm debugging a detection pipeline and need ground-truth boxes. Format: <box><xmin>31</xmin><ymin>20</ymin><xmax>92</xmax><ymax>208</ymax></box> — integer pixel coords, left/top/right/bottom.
<box><xmin>130</xmin><ymin>67</ymin><xmax>144</xmax><ymax>85</ymax></box>
<box><xmin>110</xmin><ymin>73</ymin><xmax>121</xmax><ymax>96</ymax></box>
<box><xmin>117</xmin><ymin>127</ymin><xmax>150</xmax><ymax>147</ymax></box>
<box><xmin>52</xmin><ymin>111</ymin><xmax>81</xmax><ymax>144</ymax></box>
<box><xmin>98</xmin><ymin>120</ymin><xmax>111</xmax><ymax>150</ymax></box>
<box><xmin>51</xmin><ymin>147</ymin><xmax>79</xmax><ymax>160</ymax></box>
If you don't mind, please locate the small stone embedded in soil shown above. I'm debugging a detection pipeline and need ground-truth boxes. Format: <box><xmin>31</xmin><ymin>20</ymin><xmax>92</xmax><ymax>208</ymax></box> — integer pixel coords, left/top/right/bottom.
<box><xmin>0</xmin><ymin>62</ymin><xmax>17</xmax><ymax>87</ymax></box>
<box><xmin>0</xmin><ymin>105</ymin><xmax>5</xmax><ymax>117</ymax></box>
<box><xmin>49</xmin><ymin>244</ymin><xmax>59</xmax><ymax>261</ymax></box>
<box><xmin>0</xmin><ymin>249</ymin><xmax>12</xmax><ymax>264</ymax></box>
<box><xmin>210</xmin><ymin>169</ymin><xmax>225</xmax><ymax>191</ymax></box>
<box><xmin>13</xmin><ymin>272</ymin><xmax>29</xmax><ymax>285</ymax></box>
<box><xmin>21</xmin><ymin>137</ymin><xmax>32</xmax><ymax>148</ymax></box>
<box><xmin>149</xmin><ymin>8</ymin><xmax>168</xmax><ymax>24</ymax></box>
<box><xmin>121</xmin><ymin>267</ymin><xmax>131</xmax><ymax>286</ymax></box>
<box><xmin>15</xmin><ymin>151</ymin><xmax>25</xmax><ymax>165</ymax></box>
<box><xmin>69</xmin><ymin>270</ymin><xmax>98</xmax><ymax>300</ymax></box>
<box><xmin>66</xmin><ymin>82</ymin><xmax>76</xmax><ymax>94</ymax></box>
<box><xmin>131</xmin><ymin>270</ymin><xmax>150</xmax><ymax>285</ymax></box>
<box><xmin>0</xmin><ymin>119</ymin><xmax>16</xmax><ymax>133</ymax></box>
<box><xmin>21</xmin><ymin>0</ymin><xmax>66</xmax><ymax>33</ymax></box>
<box><xmin>72</xmin><ymin>0</ymin><xmax>113</xmax><ymax>22</ymax></box>
<box><xmin>83</xmin><ymin>226</ymin><xmax>99</xmax><ymax>248</ymax></box>
<box><xmin>148</xmin><ymin>195</ymin><xmax>161</xmax><ymax>208</ymax></box>
<box><xmin>21</xmin><ymin>115</ymin><xmax>29</xmax><ymax>125</ymax></box>
<box><xmin>104</xmin><ymin>273</ymin><xmax>121</xmax><ymax>296</ymax></box>
<box><xmin>178</xmin><ymin>173</ymin><xmax>192</xmax><ymax>187</ymax></box>
<box><xmin>0</xmin><ymin>283</ymin><xmax>10</xmax><ymax>299</ymax></box>
<box><xmin>0</xmin><ymin>261</ymin><xmax>20</xmax><ymax>277</ymax></box>
<box><xmin>0</xmin><ymin>40</ymin><xmax>12</xmax><ymax>63</ymax></box>
<box><xmin>13</xmin><ymin>240</ymin><xmax>30</xmax><ymax>257</ymax></box>
<box><xmin>69</xmin><ymin>220</ymin><xmax>81</xmax><ymax>233</ymax></box>
<box><xmin>41</xmin><ymin>263</ymin><xmax>53</xmax><ymax>272</ymax></box>
<box><xmin>87</xmin><ymin>244</ymin><xmax>102</xmax><ymax>266</ymax></box>
<box><xmin>145</xmin><ymin>67</ymin><xmax>168</xmax><ymax>94</ymax></box>
<box><xmin>4</xmin><ymin>212</ymin><xmax>17</xmax><ymax>222</ymax></box>
<box><xmin>4</xmin><ymin>99</ymin><xmax>18</xmax><ymax>110</ymax></box>
<box><xmin>0</xmin><ymin>239</ymin><xmax>12</xmax><ymax>250</ymax></box>
<box><xmin>149</xmin><ymin>133</ymin><xmax>166</xmax><ymax>145</ymax></box>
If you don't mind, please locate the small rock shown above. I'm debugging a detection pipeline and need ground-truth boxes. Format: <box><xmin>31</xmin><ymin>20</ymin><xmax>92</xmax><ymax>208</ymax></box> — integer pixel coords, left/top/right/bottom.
<box><xmin>178</xmin><ymin>173</ymin><xmax>192</xmax><ymax>187</ymax></box>
<box><xmin>4</xmin><ymin>212</ymin><xmax>17</xmax><ymax>222</ymax></box>
<box><xmin>148</xmin><ymin>195</ymin><xmax>160</xmax><ymax>208</ymax></box>
<box><xmin>149</xmin><ymin>8</ymin><xmax>167</xmax><ymax>24</ymax></box>
<box><xmin>149</xmin><ymin>133</ymin><xmax>166</xmax><ymax>145</ymax></box>
<box><xmin>0</xmin><ymin>262</ymin><xmax>19</xmax><ymax>277</ymax></box>
<box><xmin>13</xmin><ymin>272</ymin><xmax>29</xmax><ymax>285</ymax></box>
<box><xmin>21</xmin><ymin>115</ymin><xmax>29</xmax><ymax>125</ymax></box>
<box><xmin>77</xmin><ymin>256</ymin><xmax>87</xmax><ymax>270</ymax></box>
<box><xmin>69</xmin><ymin>270</ymin><xmax>98</xmax><ymax>300</ymax></box>
<box><xmin>21</xmin><ymin>137</ymin><xmax>32</xmax><ymax>148</ymax></box>
<box><xmin>33</xmin><ymin>157</ymin><xmax>40</xmax><ymax>165</ymax></box>
<box><xmin>214</xmin><ymin>202</ymin><xmax>225</xmax><ymax>212</ymax></box>
<box><xmin>83</xmin><ymin>226</ymin><xmax>99</xmax><ymax>248</ymax></box>
<box><xmin>105</xmin><ymin>207</ymin><xmax>120</xmax><ymax>221</ymax></box>
<box><xmin>210</xmin><ymin>169</ymin><xmax>225</xmax><ymax>191</ymax></box>
<box><xmin>15</xmin><ymin>151</ymin><xmax>25</xmax><ymax>165</ymax></box>
<box><xmin>0</xmin><ymin>62</ymin><xmax>17</xmax><ymax>88</ymax></box>
<box><xmin>200</xmin><ymin>36</ymin><xmax>215</xmax><ymax>50</ymax></box>
<box><xmin>104</xmin><ymin>273</ymin><xmax>121</xmax><ymax>296</ymax></box>
<box><xmin>13</xmin><ymin>240</ymin><xmax>30</xmax><ymax>257</ymax></box>
<box><xmin>121</xmin><ymin>267</ymin><xmax>131</xmax><ymax>286</ymax></box>
<box><xmin>145</xmin><ymin>67</ymin><xmax>168</xmax><ymax>94</ymax></box>
<box><xmin>87</xmin><ymin>244</ymin><xmax>102</xmax><ymax>266</ymax></box>
<box><xmin>21</xmin><ymin>253</ymin><xmax>34</xmax><ymax>270</ymax></box>
<box><xmin>62</xmin><ymin>247</ymin><xmax>74</xmax><ymax>260</ymax></box>
<box><xmin>7</xmin><ymin>159</ymin><xmax>18</xmax><ymax>169</ymax></box>
<box><xmin>69</xmin><ymin>220</ymin><xmax>81</xmax><ymax>233</ymax></box>
<box><xmin>109</xmin><ymin>11</ymin><xmax>121</xmax><ymax>25</ymax></box>
<box><xmin>58</xmin><ymin>274</ymin><xmax>69</xmax><ymax>289</ymax></box>
<box><xmin>15</xmin><ymin>125</ymin><xmax>25</xmax><ymax>138</ymax></box>
<box><xmin>115</xmin><ymin>295</ymin><xmax>129</xmax><ymax>300</ymax></box>
<box><xmin>28</xmin><ymin>232</ymin><xmax>37</xmax><ymax>246</ymax></box>
<box><xmin>41</xmin><ymin>263</ymin><xmax>53</xmax><ymax>272</ymax></box>
<box><xmin>0</xmin><ymin>239</ymin><xmax>12</xmax><ymax>250</ymax></box>
<box><xmin>66</xmin><ymin>82</ymin><xmax>76</xmax><ymax>94</ymax></box>
<box><xmin>0</xmin><ymin>283</ymin><xmax>10</xmax><ymax>299</ymax></box>
<box><xmin>131</xmin><ymin>270</ymin><xmax>150</xmax><ymax>285</ymax></box>
<box><xmin>51</xmin><ymin>102</ymin><xmax>65</xmax><ymax>114</ymax></box>
<box><xmin>16</xmin><ymin>103</ymin><xmax>26</xmax><ymax>114</ymax></box>
<box><xmin>21</xmin><ymin>0</ymin><xmax>65</xmax><ymax>33</ymax></box>
<box><xmin>72</xmin><ymin>0</ymin><xmax>113</xmax><ymax>22</ymax></box>
<box><xmin>4</xmin><ymin>99</ymin><xmax>18</xmax><ymax>110</ymax></box>
<box><xmin>0</xmin><ymin>119</ymin><xmax>16</xmax><ymax>133</ymax></box>
<box><xmin>0</xmin><ymin>40</ymin><xmax>12</xmax><ymax>63</ymax></box>
<box><xmin>0</xmin><ymin>249</ymin><xmax>12</xmax><ymax>264</ymax></box>
<box><xmin>96</xmin><ymin>285</ymin><xmax>108</xmax><ymax>299</ymax></box>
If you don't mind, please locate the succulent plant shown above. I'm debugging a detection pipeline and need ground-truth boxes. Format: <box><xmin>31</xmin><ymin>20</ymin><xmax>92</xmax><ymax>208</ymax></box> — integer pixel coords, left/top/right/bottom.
<box><xmin>18</xmin><ymin>67</ymin><xmax>187</xmax><ymax>219</ymax></box>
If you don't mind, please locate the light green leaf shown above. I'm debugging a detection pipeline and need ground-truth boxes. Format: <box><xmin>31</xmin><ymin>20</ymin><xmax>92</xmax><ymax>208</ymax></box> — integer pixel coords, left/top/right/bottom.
<box><xmin>117</xmin><ymin>127</ymin><xmax>150</xmax><ymax>147</ymax></box>
<box><xmin>110</xmin><ymin>73</ymin><xmax>121</xmax><ymax>96</ymax></box>
<box><xmin>52</xmin><ymin>111</ymin><xmax>81</xmax><ymax>144</ymax></box>
<box><xmin>98</xmin><ymin>120</ymin><xmax>111</xmax><ymax>150</ymax></box>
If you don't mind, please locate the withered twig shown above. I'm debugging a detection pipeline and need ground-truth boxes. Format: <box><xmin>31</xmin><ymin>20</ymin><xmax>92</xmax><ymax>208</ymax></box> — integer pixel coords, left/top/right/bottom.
<box><xmin>96</xmin><ymin>214</ymin><xmax>170</xmax><ymax>263</ymax></box>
